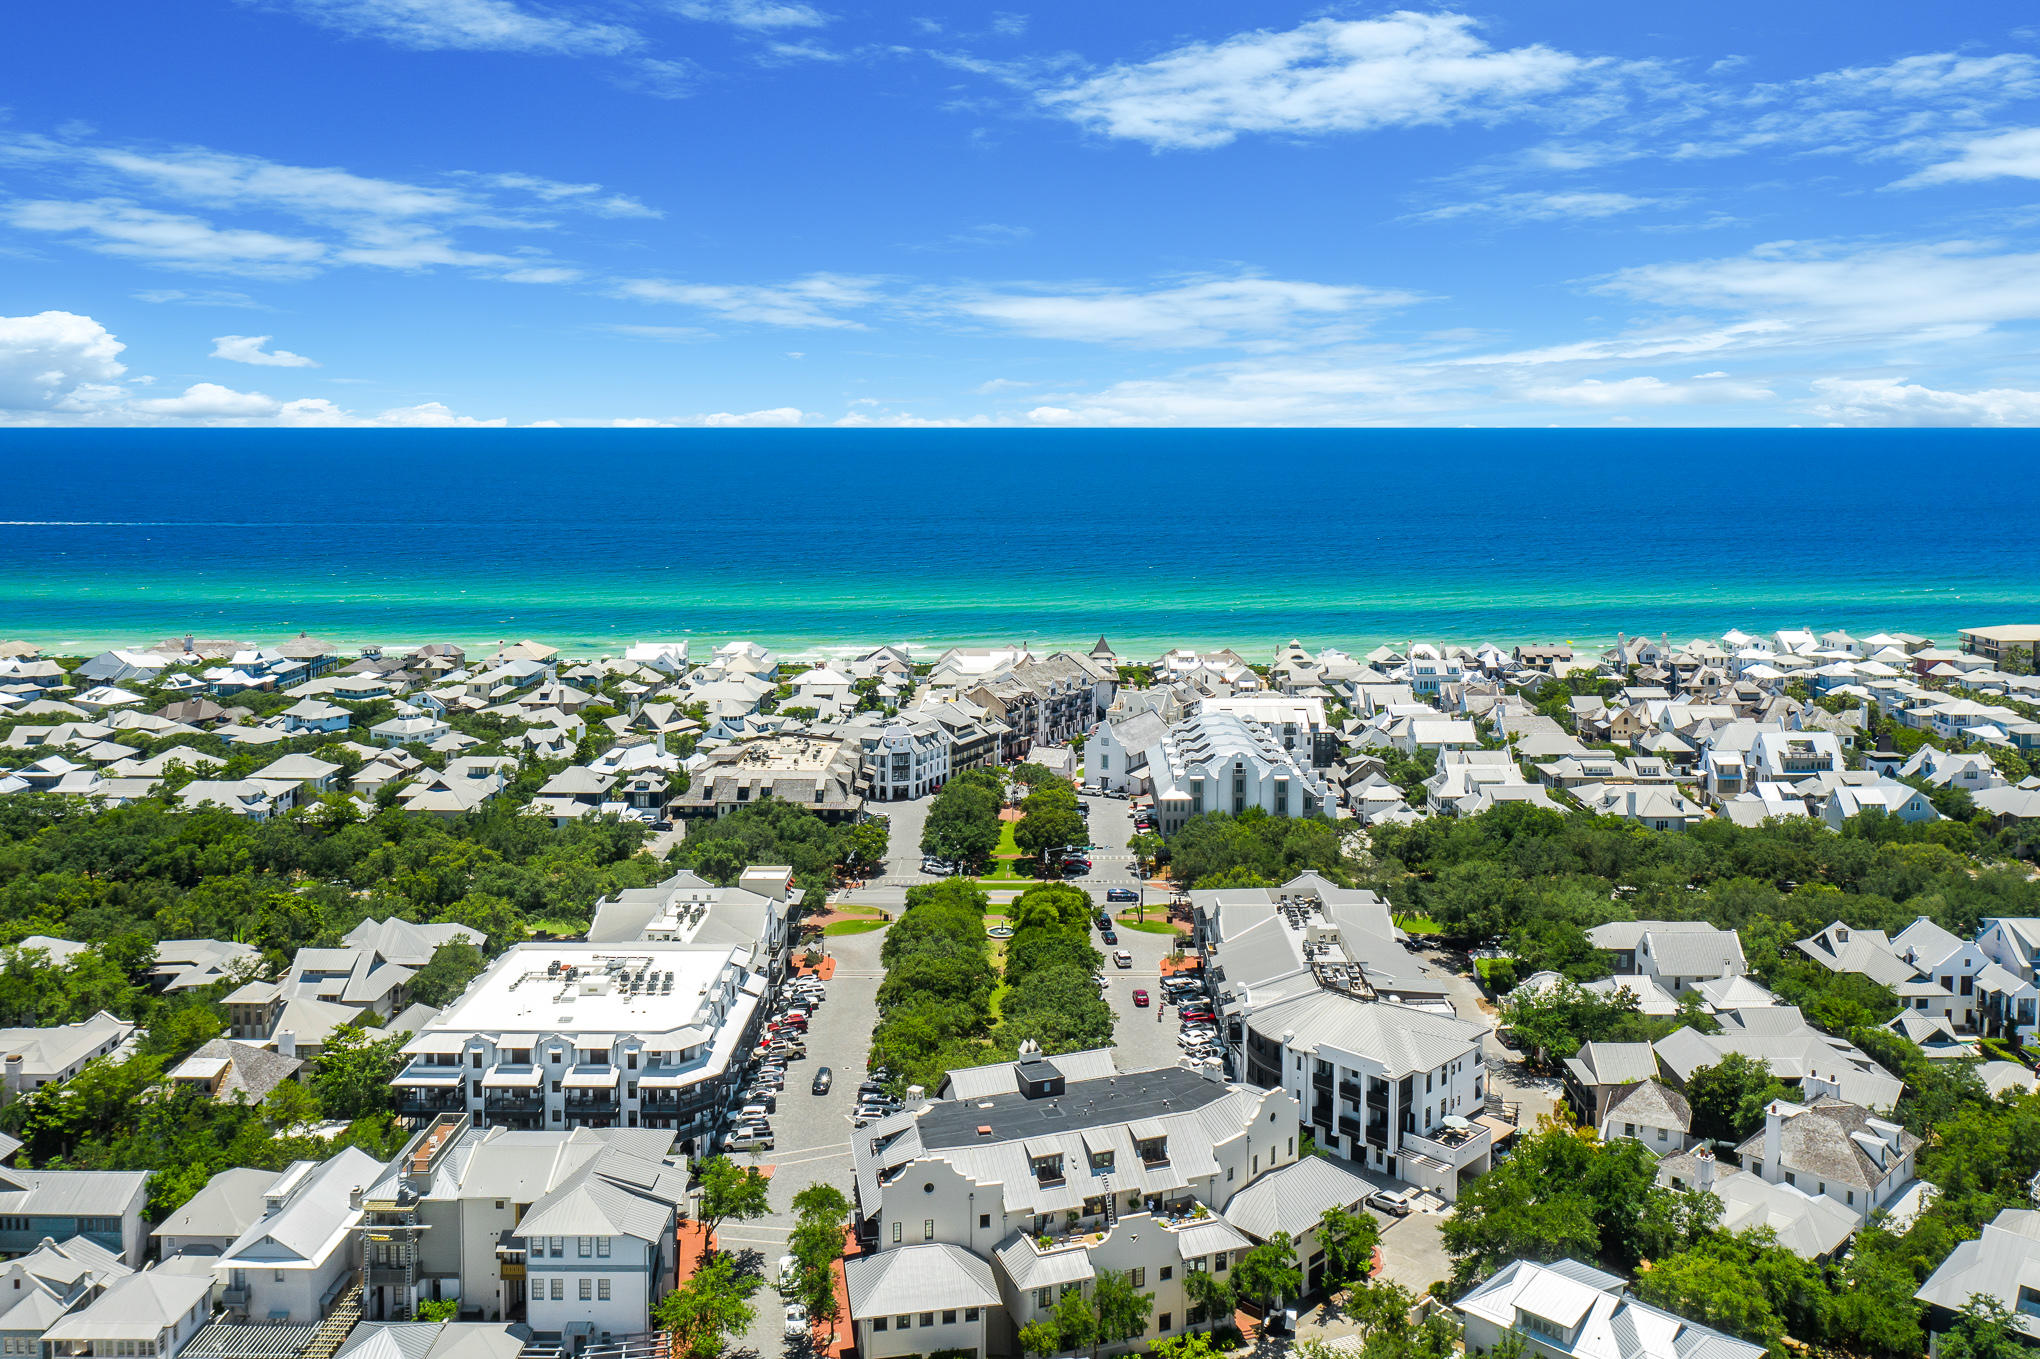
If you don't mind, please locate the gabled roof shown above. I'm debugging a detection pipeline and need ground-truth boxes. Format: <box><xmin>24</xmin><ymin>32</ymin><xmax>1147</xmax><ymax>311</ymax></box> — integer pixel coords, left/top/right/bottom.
<box><xmin>1222</xmin><ymin>1154</ymin><xmax>1376</xmax><ymax>1241</ymax></box>
<box><xmin>845</xmin><ymin>1243</ymin><xmax>1000</xmax><ymax>1319</ymax></box>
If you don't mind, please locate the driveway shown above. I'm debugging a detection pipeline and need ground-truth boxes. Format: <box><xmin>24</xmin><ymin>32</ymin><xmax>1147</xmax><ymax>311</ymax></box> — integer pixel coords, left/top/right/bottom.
<box><xmin>721</xmin><ymin>925</ymin><xmax>886</xmax><ymax>1358</ymax></box>
<box><xmin>1097</xmin><ymin>905</ymin><xmax>1188</xmax><ymax>1074</ymax></box>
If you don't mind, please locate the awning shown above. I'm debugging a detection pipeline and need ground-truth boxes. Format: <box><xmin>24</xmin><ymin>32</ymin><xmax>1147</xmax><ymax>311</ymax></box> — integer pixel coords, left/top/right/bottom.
<box><xmin>562</xmin><ymin>1067</ymin><xmax>620</xmax><ymax>1089</ymax></box>
<box><xmin>394</xmin><ymin>1070</ymin><xmax>465</xmax><ymax>1088</ymax></box>
<box><xmin>1128</xmin><ymin>1119</ymin><xmax>1168</xmax><ymax>1142</ymax></box>
<box><xmin>401</xmin><ymin>1034</ymin><xmax>466</xmax><ymax>1055</ymax></box>
<box><xmin>1475</xmin><ymin>1115</ymin><xmax>1518</xmax><ymax>1142</ymax></box>
<box><xmin>482</xmin><ymin>1067</ymin><xmax>542</xmax><ymax>1089</ymax></box>
<box><xmin>637</xmin><ymin>1070</ymin><xmax>702</xmax><ymax>1089</ymax></box>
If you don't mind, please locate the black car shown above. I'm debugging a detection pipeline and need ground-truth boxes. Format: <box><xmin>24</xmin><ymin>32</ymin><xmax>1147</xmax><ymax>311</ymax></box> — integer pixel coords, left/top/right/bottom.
<box><xmin>1100</xmin><ymin>929</ymin><xmax>1118</xmax><ymax>946</ymax></box>
<box><xmin>1106</xmin><ymin>888</ymin><xmax>1139</xmax><ymax>903</ymax></box>
<box><xmin>811</xmin><ymin>1066</ymin><xmax>833</xmax><ymax>1096</ymax></box>
<box><xmin>1095</xmin><ymin>912</ymin><xmax>1112</xmax><ymax>928</ymax></box>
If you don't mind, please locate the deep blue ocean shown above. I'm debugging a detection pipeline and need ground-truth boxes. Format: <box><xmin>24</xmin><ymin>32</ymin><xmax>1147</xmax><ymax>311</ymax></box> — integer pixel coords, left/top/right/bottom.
<box><xmin>0</xmin><ymin>428</ymin><xmax>2033</xmax><ymax>655</ymax></box>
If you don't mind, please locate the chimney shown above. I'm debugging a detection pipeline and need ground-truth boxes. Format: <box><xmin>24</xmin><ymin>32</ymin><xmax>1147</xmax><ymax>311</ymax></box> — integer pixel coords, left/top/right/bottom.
<box><xmin>2</xmin><ymin>1055</ymin><xmax>19</xmax><ymax>1094</ymax></box>
<box><xmin>1762</xmin><ymin>1100</ymin><xmax>1790</xmax><ymax>1176</ymax></box>
<box><xmin>276</xmin><ymin>1030</ymin><xmax>297</xmax><ymax>1058</ymax></box>
<box><xmin>1694</xmin><ymin>1144</ymin><xmax>1717</xmax><ymax>1191</ymax></box>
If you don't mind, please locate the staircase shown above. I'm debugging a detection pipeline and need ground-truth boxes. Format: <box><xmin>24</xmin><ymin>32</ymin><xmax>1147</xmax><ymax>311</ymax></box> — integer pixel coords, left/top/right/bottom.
<box><xmin>300</xmin><ymin>1279</ymin><xmax>363</xmax><ymax>1359</ymax></box>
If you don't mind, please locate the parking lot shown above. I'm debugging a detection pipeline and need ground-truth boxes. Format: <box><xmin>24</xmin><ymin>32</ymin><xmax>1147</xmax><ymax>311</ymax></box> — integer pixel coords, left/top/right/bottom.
<box><xmin>720</xmin><ymin>925</ymin><xmax>885</xmax><ymax>1358</ymax></box>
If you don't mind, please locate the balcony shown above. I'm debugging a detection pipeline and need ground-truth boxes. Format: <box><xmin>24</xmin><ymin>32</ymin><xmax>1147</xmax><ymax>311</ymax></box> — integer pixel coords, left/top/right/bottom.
<box><xmin>396</xmin><ymin>1090</ymin><xmax>466</xmax><ymax>1118</ymax></box>
<box><xmin>483</xmin><ymin>1094</ymin><xmax>546</xmax><ymax>1116</ymax></box>
<box><xmin>1337</xmin><ymin>1115</ymin><xmax>1361</xmax><ymax>1140</ymax></box>
<box><xmin>1338</xmin><ymin>1079</ymin><xmax>1363</xmax><ymax>1101</ymax></box>
<box><xmin>1401</xmin><ymin>1119</ymin><xmax>1493</xmax><ymax>1169</ymax></box>
<box><xmin>564</xmin><ymin>1096</ymin><xmax>620</xmax><ymax>1118</ymax></box>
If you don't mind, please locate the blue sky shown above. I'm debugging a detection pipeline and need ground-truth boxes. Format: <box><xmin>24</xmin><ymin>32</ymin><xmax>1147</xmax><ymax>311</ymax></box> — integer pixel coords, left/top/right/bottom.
<box><xmin>4</xmin><ymin>1</ymin><xmax>2039</xmax><ymax>426</ymax></box>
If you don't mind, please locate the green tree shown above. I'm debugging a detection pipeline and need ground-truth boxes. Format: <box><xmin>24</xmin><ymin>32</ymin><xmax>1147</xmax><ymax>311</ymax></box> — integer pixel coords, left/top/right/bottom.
<box><xmin>1090</xmin><ymin>1269</ymin><xmax>1155</xmax><ymax>1355</ymax></box>
<box><xmin>1151</xmin><ymin>1334</ymin><xmax>1221</xmax><ymax>1359</ymax></box>
<box><xmin>1318</xmin><ymin>1203</ymin><xmax>1382</xmax><ymax>1289</ymax></box>
<box><xmin>415</xmin><ymin>1299</ymin><xmax>459</xmax><ymax>1322</ymax></box>
<box><xmin>1184</xmin><ymin>1267</ymin><xmax>1234</xmax><ymax>1325</ymax></box>
<box><xmin>921</xmin><ymin>778</ymin><xmax>1002</xmax><ymax>866</ymax></box>
<box><xmin>1051</xmin><ymin>1286</ymin><xmax>1099</xmax><ymax>1354</ymax></box>
<box><xmin>1685</xmin><ymin>1054</ymin><xmax>1793</xmax><ymax>1146</ymax></box>
<box><xmin>654</xmin><ymin>1252</ymin><xmax>764</xmax><ymax>1359</ymax></box>
<box><xmin>1232</xmin><ymin>1231</ymin><xmax>1302</xmax><ymax>1333</ymax></box>
<box><xmin>407</xmin><ymin>940</ymin><xmax>486</xmax><ymax>1008</ymax></box>
<box><xmin>312</xmin><ymin>1023</ymin><xmax>405</xmax><ymax>1121</ymax></box>
<box><xmin>1938</xmin><ymin>1296</ymin><xmax>2029</xmax><ymax>1359</ymax></box>
<box><xmin>1018</xmin><ymin>1320</ymin><xmax>1063</xmax><ymax>1358</ymax></box>
<box><xmin>694</xmin><ymin>1156</ymin><xmax>772</xmax><ymax>1259</ymax></box>
<box><xmin>1635</xmin><ymin>1249</ymin><xmax>1788</xmax><ymax>1354</ymax></box>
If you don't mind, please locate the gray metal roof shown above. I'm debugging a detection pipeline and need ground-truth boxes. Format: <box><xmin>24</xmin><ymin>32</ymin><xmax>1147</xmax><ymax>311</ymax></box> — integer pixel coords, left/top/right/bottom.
<box><xmin>1221</xmin><ymin>1155</ymin><xmax>1376</xmax><ymax>1241</ymax></box>
<box><xmin>844</xmin><ymin>1243</ymin><xmax>1000</xmax><ymax>1318</ymax></box>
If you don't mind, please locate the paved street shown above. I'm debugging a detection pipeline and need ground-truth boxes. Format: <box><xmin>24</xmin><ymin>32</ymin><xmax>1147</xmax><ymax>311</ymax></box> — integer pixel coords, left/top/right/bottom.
<box><xmin>724</xmin><ymin>926</ymin><xmax>885</xmax><ymax>1359</ymax></box>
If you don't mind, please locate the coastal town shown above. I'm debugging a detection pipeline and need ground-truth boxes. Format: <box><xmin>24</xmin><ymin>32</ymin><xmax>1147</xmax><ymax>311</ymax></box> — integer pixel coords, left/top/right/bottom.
<box><xmin>0</xmin><ymin>623</ymin><xmax>2036</xmax><ymax>1359</ymax></box>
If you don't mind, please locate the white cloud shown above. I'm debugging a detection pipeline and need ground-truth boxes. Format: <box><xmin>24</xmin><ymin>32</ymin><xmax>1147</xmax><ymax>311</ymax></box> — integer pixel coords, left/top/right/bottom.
<box><xmin>211</xmin><ymin>334</ymin><xmax>319</xmax><ymax>367</ymax></box>
<box><xmin>1900</xmin><ymin>126</ymin><xmax>2040</xmax><ymax>186</ymax></box>
<box><xmin>5</xmin><ymin>199</ymin><xmax>327</xmax><ymax>277</ymax></box>
<box><xmin>244</xmin><ymin>0</ymin><xmax>640</xmax><ymax>55</ymax></box>
<box><xmin>1600</xmin><ymin>239</ymin><xmax>2040</xmax><ymax>341</ymax></box>
<box><xmin>1808</xmin><ymin>376</ymin><xmax>2040</xmax><ymax>426</ymax></box>
<box><xmin>597</xmin><ymin>323</ymin><xmax>717</xmax><ymax>342</ymax></box>
<box><xmin>127</xmin><ymin>382</ymin><xmax>287</xmax><ymax>420</ymax></box>
<box><xmin>697</xmin><ymin>406</ymin><xmax>809</xmax><ymax>426</ymax></box>
<box><xmin>671</xmin><ymin>0</ymin><xmax>828</xmax><ymax>30</ymax></box>
<box><xmin>946</xmin><ymin>274</ymin><xmax>1416</xmax><ymax>347</ymax></box>
<box><xmin>472</xmin><ymin>172</ymin><xmax>661</xmax><ymax>217</ymax></box>
<box><xmin>1035</xmin><ymin>12</ymin><xmax>1594</xmax><ymax>149</ymax></box>
<box><xmin>975</xmin><ymin>377</ymin><xmax>1036</xmax><ymax>393</ymax></box>
<box><xmin>133</xmin><ymin>288</ymin><xmax>266</xmax><ymax>309</ymax></box>
<box><xmin>0</xmin><ymin>311</ymin><xmax>128</xmax><ymax>411</ymax></box>
<box><xmin>2</xmin><ymin>132</ymin><xmax>645</xmax><ymax>281</ymax></box>
<box><xmin>366</xmin><ymin>401</ymin><xmax>509</xmax><ymax>427</ymax></box>
<box><xmin>1525</xmin><ymin>375</ymin><xmax>1771</xmax><ymax>405</ymax></box>
<box><xmin>616</xmin><ymin>274</ymin><xmax>880</xmax><ymax>327</ymax></box>
<box><xmin>1408</xmin><ymin>190</ymin><xmax>1662</xmax><ymax>224</ymax></box>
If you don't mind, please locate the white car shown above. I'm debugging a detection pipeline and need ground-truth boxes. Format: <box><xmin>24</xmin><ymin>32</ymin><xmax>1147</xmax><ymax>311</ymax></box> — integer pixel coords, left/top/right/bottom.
<box><xmin>777</xmin><ymin>1255</ymin><xmax>799</xmax><ymax>1290</ymax></box>
<box><xmin>785</xmin><ymin>1304</ymin><xmax>808</xmax><ymax>1337</ymax></box>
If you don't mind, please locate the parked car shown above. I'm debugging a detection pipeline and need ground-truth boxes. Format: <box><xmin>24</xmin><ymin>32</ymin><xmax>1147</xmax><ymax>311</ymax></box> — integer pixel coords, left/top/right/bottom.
<box><xmin>725</xmin><ymin>1132</ymin><xmax>774</xmax><ymax>1152</ymax></box>
<box><xmin>1100</xmin><ymin>929</ymin><xmax>1118</xmax><ymax>946</ymax></box>
<box><xmin>1179</xmin><ymin>1009</ymin><xmax>1215</xmax><ymax>1024</ymax></box>
<box><xmin>811</xmin><ymin>1066</ymin><xmax>833</xmax><ymax>1095</ymax></box>
<box><xmin>742</xmin><ymin>1092</ymin><xmax>777</xmax><ymax>1113</ymax></box>
<box><xmin>778</xmin><ymin>1255</ymin><xmax>799</xmax><ymax>1290</ymax></box>
<box><xmin>1132</xmin><ymin>988</ymin><xmax>1150</xmax><ymax>1006</ymax></box>
<box><xmin>1106</xmin><ymin>888</ymin><xmax>1139</xmax><ymax>903</ymax></box>
<box><xmin>1113</xmin><ymin>949</ymin><xmax>1133</xmax><ymax>968</ymax></box>
<box><xmin>1366</xmin><ymin>1189</ymin><xmax>1413</xmax><ymax>1218</ymax></box>
<box><xmin>784</xmin><ymin>1304</ymin><xmax>807</xmax><ymax>1337</ymax></box>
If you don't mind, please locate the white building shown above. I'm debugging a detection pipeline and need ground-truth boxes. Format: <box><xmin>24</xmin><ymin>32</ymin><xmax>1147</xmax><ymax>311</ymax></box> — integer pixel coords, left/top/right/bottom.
<box><xmin>1456</xmin><ymin>1258</ymin><xmax>1766</xmax><ymax>1359</ymax></box>
<box><xmin>358</xmin><ymin>1119</ymin><xmax>686</xmax><ymax>1332</ymax></box>
<box><xmin>1190</xmin><ymin>874</ymin><xmax>1493</xmax><ymax>1201</ymax></box>
<box><xmin>849</xmin><ymin>1053</ymin><xmax>1376</xmax><ymax>1354</ymax></box>
<box><xmin>1138</xmin><ymin>711</ymin><xmax>1339</xmax><ymax>834</ymax></box>
<box><xmin>394</xmin><ymin>940</ymin><xmax>766</xmax><ymax>1157</ymax></box>
<box><xmin>1733</xmin><ymin>1098</ymin><xmax>1920</xmax><ymax>1222</ymax></box>
<box><xmin>215</xmin><ymin>1149</ymin><xmax>383</xmax><ymax>1323</ymax></box>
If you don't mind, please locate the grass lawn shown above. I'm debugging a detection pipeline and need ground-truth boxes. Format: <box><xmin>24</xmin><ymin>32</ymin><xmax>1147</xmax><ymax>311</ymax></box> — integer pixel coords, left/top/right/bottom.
<box><xmin>1114</xmin><ymin>916</ymin><xmax>1179</xmax><ymax>934</ymax></box>
<box><xmin>1394</xmin><ymin>913</ymin><xmax>1445</xmax><ymax>935</ymax></box>
<box><xmin>529</xmin><ymin>916</ymin><xmax>588</xmax><ymax>936</ymax></box>
<box><xmin>996</xmin><ymin>821</ymin><xmax>1020</xmax><ymax>855</ymax></box>
<box><xmin>823</xmin><ymin>919</ymin><xmax>888</xmax><ymax>936</ymax></box>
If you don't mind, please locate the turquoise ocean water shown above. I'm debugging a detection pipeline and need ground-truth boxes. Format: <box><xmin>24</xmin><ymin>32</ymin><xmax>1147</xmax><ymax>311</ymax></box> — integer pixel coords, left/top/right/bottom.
<box><xmin>0</xmin><ymin>428</ymin><xmax>2033</xmax><ymax>656</ymax></box>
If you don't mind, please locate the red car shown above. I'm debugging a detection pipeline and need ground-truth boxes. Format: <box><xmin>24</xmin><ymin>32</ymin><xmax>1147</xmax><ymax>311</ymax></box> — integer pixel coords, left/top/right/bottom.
<box><xmin>1132</xmin><ymin>989</ymin><xmax>1150</xmax><ymax>1007</ymax></box>
<box><xmin>1179</xmin><ymin>1008</ymin><xmax>1215</xmax><ymax>1024</ymax></box>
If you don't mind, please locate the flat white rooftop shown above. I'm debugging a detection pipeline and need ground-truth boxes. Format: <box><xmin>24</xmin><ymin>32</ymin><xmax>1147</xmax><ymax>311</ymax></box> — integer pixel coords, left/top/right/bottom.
<box><xmin>422</xmin><ymin>941</ymin><xmax>746</xmax><ymax>1041</ymax></box>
